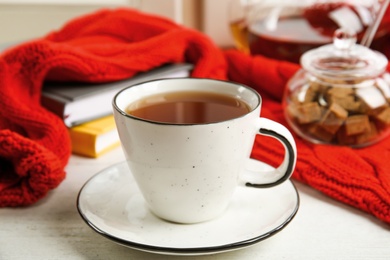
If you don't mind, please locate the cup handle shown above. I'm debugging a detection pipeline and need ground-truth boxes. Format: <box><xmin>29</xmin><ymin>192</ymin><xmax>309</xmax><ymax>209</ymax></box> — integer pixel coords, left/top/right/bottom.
<box><xmin>243</xmin><ymin>117</ymin><xmax>297</xmax><ymax>188</ymax></box>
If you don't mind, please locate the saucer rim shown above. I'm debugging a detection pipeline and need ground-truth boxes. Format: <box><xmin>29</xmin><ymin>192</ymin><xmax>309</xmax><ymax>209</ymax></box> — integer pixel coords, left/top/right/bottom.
<box><xmin>77</xmin><ymin>161</ymin><xmax>300</xmax><ymax>256</ymax></box>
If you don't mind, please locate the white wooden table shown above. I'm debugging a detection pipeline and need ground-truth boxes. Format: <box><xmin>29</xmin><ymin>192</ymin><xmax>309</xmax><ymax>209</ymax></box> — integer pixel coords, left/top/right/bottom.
<box><xmin>1</xmin><ymin>147</ymin><xmax>389</xmax><ymax>260</ymax></box>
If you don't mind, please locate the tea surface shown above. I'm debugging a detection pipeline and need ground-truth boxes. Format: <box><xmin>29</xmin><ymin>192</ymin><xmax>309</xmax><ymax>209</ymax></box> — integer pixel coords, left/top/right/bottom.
<box><xmin>126</xmin><ymin>91</ymin><xmax>250</xmax><ymax>124</ymax></box>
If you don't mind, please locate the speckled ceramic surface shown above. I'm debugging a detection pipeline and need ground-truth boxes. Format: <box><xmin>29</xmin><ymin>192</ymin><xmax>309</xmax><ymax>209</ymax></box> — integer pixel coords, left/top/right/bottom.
<box><xmin>112</xmin><ymin>78</ymin><xmax>297</xmax><ymax>223</ymax></box>
<box><xmin>77</xmin><ymin>161</ymin><xmax>300</xmax><ymax>256</ymax></box>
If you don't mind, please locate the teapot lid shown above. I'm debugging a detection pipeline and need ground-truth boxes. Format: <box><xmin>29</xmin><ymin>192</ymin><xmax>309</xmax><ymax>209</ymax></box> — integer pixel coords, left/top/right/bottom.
<box><xmin>300</xmin><ymin>28</ymin><xmax>388</xmax><ymax>80</ymax></box>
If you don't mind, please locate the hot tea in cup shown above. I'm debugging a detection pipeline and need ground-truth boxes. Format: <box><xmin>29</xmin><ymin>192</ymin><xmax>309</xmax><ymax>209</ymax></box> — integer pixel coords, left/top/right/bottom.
<box><xmin>112</xmin><ymin>78</ymin><xmax>297</xmax><ymax>224</ymax></box>
<box><xmin>125</xmin><ymin>90</ymin><xmax>250</xmax><ymax>124</ymax></box>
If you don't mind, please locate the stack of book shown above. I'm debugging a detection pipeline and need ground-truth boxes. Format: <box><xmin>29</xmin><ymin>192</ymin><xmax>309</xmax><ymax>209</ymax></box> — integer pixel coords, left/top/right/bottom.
<box><xmin>42</xmin><ymin>63</ymin><xmax>193</xmax><ymax>158</ymax></box>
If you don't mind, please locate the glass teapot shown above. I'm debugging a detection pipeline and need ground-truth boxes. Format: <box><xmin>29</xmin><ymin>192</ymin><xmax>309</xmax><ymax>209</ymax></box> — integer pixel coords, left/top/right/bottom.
<box><xmin>228</xmin><ymin>0</ymin><xmax>389</xmax><ymax>63</ymax></box>
<box><xmin>283</xmin><ymin>28</ymin><xmax>390</xmax><ymax>147</ymax></box>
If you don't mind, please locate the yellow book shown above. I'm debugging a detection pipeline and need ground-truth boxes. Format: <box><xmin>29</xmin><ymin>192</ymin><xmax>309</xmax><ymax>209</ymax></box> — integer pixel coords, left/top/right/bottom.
<box><xmin>68</xmin><ymin>115</ymin><xmax>120</xmax><ymax>158</ymax></box>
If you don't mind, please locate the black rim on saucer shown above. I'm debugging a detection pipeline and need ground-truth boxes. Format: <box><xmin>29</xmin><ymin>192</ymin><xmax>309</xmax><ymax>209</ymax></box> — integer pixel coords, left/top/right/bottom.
<box><xmin>76</xmin><ymin>162</ymin><xmax>300</xmax><ymax>255</ymax></box>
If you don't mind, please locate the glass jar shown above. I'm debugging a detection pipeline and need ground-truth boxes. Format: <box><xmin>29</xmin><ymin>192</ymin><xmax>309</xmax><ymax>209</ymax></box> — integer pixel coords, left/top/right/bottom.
<box><xmin>283</xmin><ymin>29</ymin><xmax>390</xmax><ymax>147</ymax></box>
<box><xmin>228</xmin><ymin>0</ymin><xmax>389</xmax><ymax>63</ymax></box>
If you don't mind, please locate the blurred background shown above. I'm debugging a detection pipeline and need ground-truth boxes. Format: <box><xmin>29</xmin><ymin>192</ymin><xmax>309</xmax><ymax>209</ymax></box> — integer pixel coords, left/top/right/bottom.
<box><xmin>0</xmin><ymin>0</ymin><xmax>233</xmax><ymax>47</ymax></box>
<box><xmin>2</xmin><ymin>0</ymin><xmax>389</xmax><ymax>63</ymax></box>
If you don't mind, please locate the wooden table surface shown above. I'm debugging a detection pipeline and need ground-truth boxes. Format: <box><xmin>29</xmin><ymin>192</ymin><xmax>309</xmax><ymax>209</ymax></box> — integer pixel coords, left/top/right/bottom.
<box><xmin>1</xmin><ymin>147</ymin><xmax>389</xmax><ymax>260</ymax></box>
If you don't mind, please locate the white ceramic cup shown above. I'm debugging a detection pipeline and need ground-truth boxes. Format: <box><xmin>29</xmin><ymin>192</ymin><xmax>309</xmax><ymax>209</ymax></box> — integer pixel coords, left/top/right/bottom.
<box><xmin>113</xmin><ymin>78</ymin><xmax>297</xmax><ymax>224</ymax></box>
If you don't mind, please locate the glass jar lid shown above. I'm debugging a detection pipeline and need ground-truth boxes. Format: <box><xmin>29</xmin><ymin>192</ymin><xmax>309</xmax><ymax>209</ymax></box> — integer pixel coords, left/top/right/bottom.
<box><xmin>301</xmin><ymin>28</ymin><xmax>388</xmax><ymax>81</ymax></box>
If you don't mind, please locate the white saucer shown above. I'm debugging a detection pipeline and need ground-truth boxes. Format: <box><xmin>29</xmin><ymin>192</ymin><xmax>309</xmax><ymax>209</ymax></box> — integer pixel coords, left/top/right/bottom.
<box><xmin>77</xmin><ymin>161</ymin><xmax>299</xmax><ymax>256</ymax></box>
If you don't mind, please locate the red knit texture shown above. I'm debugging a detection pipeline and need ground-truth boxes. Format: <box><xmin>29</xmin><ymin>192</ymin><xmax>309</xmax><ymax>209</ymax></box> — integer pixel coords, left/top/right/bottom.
<box><xmin>0</xmin><ymin>8</ymin><xmax>389</xmax><ymax>225</ymax></box>
<box><xmin>225</xmin><ymin>50</ymin><xmax>390</xmax><ymax>224</ymax></box>
<box><xmin>0</xmin><ymin>8</ymin><xmax>226</xmax><ymax>206</ymax></box>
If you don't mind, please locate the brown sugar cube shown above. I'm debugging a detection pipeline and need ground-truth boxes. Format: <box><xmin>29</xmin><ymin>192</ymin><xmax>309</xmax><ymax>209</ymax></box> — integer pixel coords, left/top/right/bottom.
<box><xmin>375</xmin><ymin>107</ymin><xmax>390</xmax><ymax>125</ymax></box>
<box><xmin>303</xmin><ymin>85</ymin><xmax>319</xmax><ymax>103</ymax></box>
<box><xmin>338</xmin><ymin>122</ymin><xmax>378</xmax><ymax>146</ymax></box>
<box><xmin>353</xmin><ymin>97</ymin><xmax>371</xmax><ymax>114</ymax></box>
<box><xmin>326</xmin><ymin>87</ymin><xmax>354</xmax><ymax>98</ymax></box>
<box><xmin>292</xmin><ymin>82</ymin><xmax>322</xmax><ymax>103</ymax></box>
<box><xmin>309</xmin><ymin>81</ymin><xmax>323</xmax><ymax>92</ymax></box>
<box><xmin>327</xmin><ymin>102</ymin><xmax>348</xmax><ymax>117</ymax></box>
<box><xmin>361</xmin><ymin>104</ymin><xmax>389</xmax><ymax>118</ymax></box>
<box><xmin>328</xmin><ymin>95</ymin><xmax>362</xmax><ymax>112</ymax></box>
<box><xmin>355</xmin><ymin>122</ymin><xmax>378</xmax><ymax>145</ymax></box>
<box><xmin>319</xmin><ymin>103</ymin><xmax>348</xmax><ymax>134</ymax></box>
<box><xmin>309</xmin><ymin>125</ymin><xmax>335</xmax><ymax>142</ymax></box>
<box><xmin>344</xmin><ymin>115</ymin><xmax>371</xmax><ymax>136</ymax></box>
<box><xmin>337</xmin><ymin>126</ymin><xmax>356</xmax><ymax>145</ymax></box>
<box><xmin>303</xmin><ymin>81</ymin><xmax>326</xmax><ymax>102</ymax></box>
<box><xmin>291</xmin><ymin>102</ymin><xmax>323</xmax><ymax>124</ymax></box>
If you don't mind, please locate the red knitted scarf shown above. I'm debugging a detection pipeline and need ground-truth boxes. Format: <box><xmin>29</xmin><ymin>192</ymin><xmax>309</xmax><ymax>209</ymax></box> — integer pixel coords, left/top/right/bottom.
<box><xmin>0</xmin><ymin>8</ymin><xmax>389</xmax><ymax>225</ymax></box>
